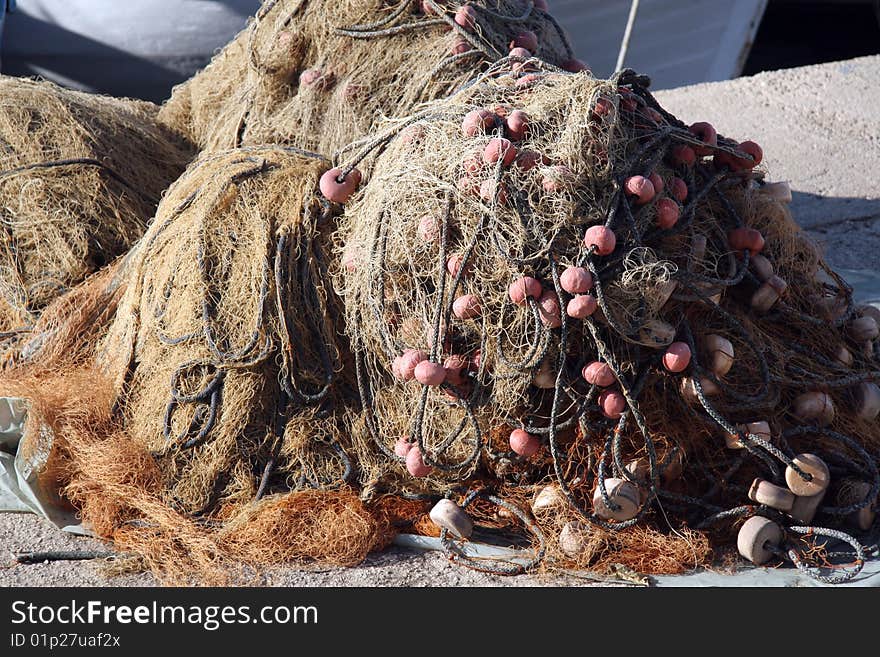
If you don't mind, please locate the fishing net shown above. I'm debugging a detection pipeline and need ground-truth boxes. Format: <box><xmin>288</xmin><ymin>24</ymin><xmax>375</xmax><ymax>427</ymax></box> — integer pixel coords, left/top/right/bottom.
<box><xmin>158</xmin><ymin>0</ymin><xmax>580</xmax><ymax>155</ymax></box>
<box><xmin>0</xmin><ymin>77</ymin><xmax>194</xmax><ymax>342</ymax></box>
<box><xmin>332</xmin><ymin>62</ymin><xmax>879</xmax><ymax>580</ymax></box>
<box><xmin>0</xmin><ymin>145</ymin><xmax>409</xmax><ymax>584</ymax></box>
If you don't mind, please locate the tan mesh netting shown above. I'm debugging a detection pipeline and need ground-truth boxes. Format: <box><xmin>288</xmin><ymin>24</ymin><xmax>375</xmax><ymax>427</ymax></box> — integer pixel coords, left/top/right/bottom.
<box><xmin>1</xmin><ymin>7</ymin><xmax>877</xmax><ymax>586</ymax></box>
<box><xmin>0</xmin><ymin>77</ymin><xmax>194</xmax><ymax>339</ymax></box>
<box><xmin>331</xmin><ymin>63</ymin><xmax>878</xmax><ymax>580</ymax></box>
<box><xmin>158</xmin><ymin>0</ymin><xmax>580</xmax><ymax>155</ymax></box>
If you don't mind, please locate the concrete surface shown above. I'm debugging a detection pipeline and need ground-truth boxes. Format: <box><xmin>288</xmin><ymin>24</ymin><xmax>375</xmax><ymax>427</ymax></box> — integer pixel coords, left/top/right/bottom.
<box><xmin>656</xmin><ymin>55</ymin><xmax>880</xmax><ymax>270</ymax></box>
<box><xmin>2</xmin><ymin>55</ymin><xmax>879</xmax><ymax>587</ymax></box>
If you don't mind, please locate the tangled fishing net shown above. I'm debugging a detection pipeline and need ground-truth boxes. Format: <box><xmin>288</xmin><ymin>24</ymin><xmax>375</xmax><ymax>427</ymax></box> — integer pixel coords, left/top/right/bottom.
<box><xmin>158</xmin><ymin>0</ymin><xmax>581</xmax><ymax>155</ymax></box>
<box><xmin>0</xmin><ymin>77</ymin><xmax>194</xmax><ymax>341</ymax></box>
<box><xmin>0</xmin><ymin>145</ymin><xmax>409</xmax><ymax>583</ymax></box>
<box><xmin>1</xmin><ymin>5</ymin><xmax>878</xmax><ymax>586</ymax></box>
<box><xmin>333</xmin><ymin>61</ymin><xmax>879</xmax><ymax>581</ymax></box>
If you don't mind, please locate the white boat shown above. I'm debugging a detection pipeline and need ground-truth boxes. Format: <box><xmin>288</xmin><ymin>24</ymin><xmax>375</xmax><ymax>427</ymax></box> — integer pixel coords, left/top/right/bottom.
<box><xmin>551</xmin><ymin>0</ymin><xmax>769</xmax><ymax>90</ymax></box>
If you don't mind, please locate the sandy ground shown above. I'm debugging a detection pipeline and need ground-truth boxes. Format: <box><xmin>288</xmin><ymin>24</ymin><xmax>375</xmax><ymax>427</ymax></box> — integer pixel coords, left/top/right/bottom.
<box><xmin>2</xmin><ymin>55</ymin><xmax>879</xmax><ymax>587</ymax></box>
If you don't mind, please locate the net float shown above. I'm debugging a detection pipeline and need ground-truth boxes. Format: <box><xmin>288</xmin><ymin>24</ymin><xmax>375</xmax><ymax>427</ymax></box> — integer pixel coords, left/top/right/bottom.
<box><xmin>531</xmin><ymin>359</ymin><xmax>556</xmax><ymax>389</ymax></box>
<box><xmin>462</xmin><ymin>151</ymin><xmax>484</xmax><ymax>175</ymax></box>
<box><xmin>451</xmin><ymin>38</ymin><xmax>471</xmax><ymax>55</ymax></box>
<box><xmin>515</xmin><ymin>150</ymin><xmax>548</xmax><ymax>171</ymax></box>
<box><xmin>532</xmin><ymin>485</ymin><xmax>568</xmax><ymax>516</ymax></box>
<box><xmin>624</xmin><ymin>175</ymin><xmax>655</xmax><ymax>204</ymax></box>
<box><xmin>443</xmin><ymin>355</ymin><xmax>469</xmax><ymax>386</ymax></box>
<box><xmin>397</xmin><ymin>349</ymin><xmax>427</xmax><ymax>381</ymax></box>
<box><xmin>854</xmin><ymin>382</ymin><xmax>880</xmax><ymax>420</ymax></box>
<box><xmin>479</xmin><ymin>178</ymin><xmax>508</xmax><ymax>204</ymax></box>
<box><xmin>560</xmin><ymin>266</ymin><xmax>593</xmax><ymax>294</ymax></box>
<box><xmin>537</xmin><ymin>290</ymin><xmax>562</xmax><ymax>328</ymax></box>
<box><xmin>748</xmin><ymin>478</ymin><xmax>795</xmax><ymax>512</ymax></box>
<box><xmin>648</xmin><ymin>172</ymin><xmax>664</xmax><ymax>195</ymax></box>
<box><xmin>542</xmin><ymin>165</ymin><xmax>574</xmax><ymax>193</ymax></box>
<box><xmin>483</xmin><ymin>137</ymin><xmax>518</xmax><ymax>166</ymax></box>
<box><xmin>734</xmin><ymin>140</ymin><xmax>763</xmax><ymax>169</ymax></box>
<box><xmin>460</xmin><ymin>108</ymin><xmax>496</xmax><ymax>137</ymax></box>
<box><xmin>510</xmin><ymin>30</ymin><xmax>539</xmax><ymax>52</ymax></box>
<box><xmin>509</xmin><ymin>428</ymin><xmax>541</xmax><ymax>457</ymax></box>
<box><xmin>417</xmin><ymin>214</ymin><xmax>440</xmax><ymax>242</ymax></box>
<box><xmin>618</xmin><ymin>91</ymin><xmax>637</xmax><ymax>112</ymax></box>
<box><xmin>509</xmin><ymin>47</ymin><xmax>533</xmax><ymax>72</ymax></box>
<box><xmin>319</xmin><ymin>167</ymin><xmax>361</xmax><ymax>204</ymax></box>
<box><xmin>401</xmin><ymin>124</ymin><xmax>425</xmax><ymax>145</ymax></box>
<box><xmin>299</xmin><ymin>68</ymin><xmax>332</xmax><ymax>89</ymax></box>
<box><xmin>515</xmin><ymin>72</ymin><xmax>545</xmax><ymax>87</ymax></box>
<box><xmin>656</xmin><ymin>279</ymin><xmax>678</xmax><ymax>308</ymax></box>
<box><xmin>624</xmin><ymin>457</ymin><xmax>649</xmax><ymax>482</ymax></box>
<box><xmin>414</xmin><ymin>360</ymin><xmax>446</xmax><ymax>386</ymax></box>
<box><xmin>405</xmin><ymin>446</ymin><xmax>432</xmax><ymax>477</ymax></box>
<box><xmin>749</xmin><ymin>254</ymin><xmax>774</xmax><ymax>282</ymax></box>
<box><xmin>670</xmin><ymin>144</ymin><xmax>696</xmax><ymax>167</ymax></box>
<box><xmin>660</xmin><ymin>450</ymin><xmax>684</xmax><ymax>483</ymax></box>
<box><xmin>394</xmin><ymin>437</ymin><xmax>413</xmax><ymax>457</ymax></box>
<box><xmin>534</xmin><ymin>0</ymin><xmax>549</xmax><ymax>11</ymax></box>
<box><xmin>785</xmin><ymin>453</ymin><xmax>830</xmax><ymax>497</ymax></box>
<box><xmin>452</xmin><ymin>294</ymin><xmax>481</xmax><ymax>320</ymax></box>
<box><xmin>662</xmin><ymin>341</ymin><xmax>691</xmax><ymax>373</ymax></box>
<box><xmin>468</xmin><ymin>349</ymin><xmax>483</xmax><ymax>373</ymax></box>
<box><xmin>508</xmin><ymin>276</ymin><xmax>542</xmax><ymax>305</ymax></box>
<box><xmin>849</xmin><ymin>316</ymin><xmax>879</xmax><ymax>342</ymax></box>
<box><xmin>582</xmin><ymin>361</ymin><xmax>615</xmax><ymax>387</ymax></box>
<box><xmin>583</xmin><ymin>225</ymin><xmax>616</xmax><ymax>256</ymax></box>
<box><xmin>654</xmin><ymin>197</ymin><xmax>680</xmax><ymax>229</ymax></box>
<box><xmin>837</xmin><ymin>480</ymin><xmax>877</xmax><ymax>531</ymax></box>
<box><xmin>792</xmin><ymin>392</ymin><xmax>835</xmax><ymax>427</ymax></box>
<box><xmin>761</xmin><ymin>181</ymin><xmax>792</xmax><ymax>203</ymax></box>
<box><xmin>558</xmin><ymin>521</ymin><xmax>594</xmax><ymax>557</ymax></box>
<box><xmin>751</xmin><ymin>280</ymin><xmax>781</xmax><ymax>313</ymax></box>
<box><xmin>598</xmin><ymin>389</ymin><xmax>626</xmax><ymax>419</ymax></box>
<box><xmin>592</xmin><ymin>97</ymin><xmax>613</xmax><ymax>118</ymax></box>
<box><xmin>637</xmin><ymin>319</ymin><xmax>675</xmax><ymax>348</ymax></box>
<box><xmin>670</xmin><ymin>177</ymin><xmax>688</xmax><ymax>202</ymax></box>
<box><xmin>688</xmin><ymin>121</ymin><xmax>718</xmax><ymax>156</ymax></box>
<box><xmin>789</xmin><ymin>490</ymin><xmax>825</xmax><ymax>524</ymax></box>
<box><xmin>562</xmin><ymin>58</ymin><xmax>589</xmax><ymax>73</ymax></box>
<box><xmin>429</xmin><ymin>499</ymin><xmax>473</xmax><ymax>539</ymax></box>
<box><xmin>681</xmin><ymin>376</ymin><xmax>721</xmax><ymax>401</ymax></box>
<box><xmin>566</xmin><ymin>294</ymin><xmax>598</xmax><ymax>319</ymax></box>
<box><xmin>443</xmin><ymin>381</ymin><xmax>473</xmax><ymax>402</ymax></box>
<box><xmin>453</xmin><ymin>5</ymin><xmax>477</xmax><ymax>30</ymax></box>
<box><xmin>728</xmin><ymin>227</ymin><xmax>765</xmax><ymax>255</ymax></box>
<box><xmin>457</xmin><ymin>175</ymin><xmax>479</xmax><ymax>195</ymax></box>
<box><xmin>703</xmin><ymin>334</ymin><xmax>735</xmax><ymax>377</ymax></box>
<box><xmin>642</xmin><ymin>107</ymin><xmax>663</xmax><ymax>124</ymax></box>
<box><xmin>835</xmin><ymin>345</ymin><xmax>854</xmax><ymax>367</ymax></box>
<box><xmin>737</xmin><ymin>516</ymin><xmax>783</xmax><ymax>566</ymax></box>
<box><xmin>504</xmin><ymin>109</ymin><xmax>529</xmax><ymax>141</ymax></box>
<box><xmin>446</xmin><ymin>253</ymin><xmax>470</xmax><ymax>278</ymax></box>
<box><xmin>624</xmin><ymin>458</ymin><xmax>651</xmax><ymax>503</ymax></box>
<box><xmin>727</xmin><ymin>420</ymin><xmax>771</xmax><ymax>449</ymax></box>
<box><xmin>857</xmin><ymin>304</ymin><xmax>880</xmax><ymax>324</ymax></box>
<box><xmin>592</xmin><ymin>478</ymin><xmax>641</xmax><ymax>521</ymax></box>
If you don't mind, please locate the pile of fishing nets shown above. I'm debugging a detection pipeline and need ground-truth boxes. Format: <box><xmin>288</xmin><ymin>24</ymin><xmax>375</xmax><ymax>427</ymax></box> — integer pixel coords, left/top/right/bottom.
<box><xmin>0</xmin><ymin>1</ymin><xmax>877</xmax><ymax>585</ymax></box>
<box><xmin>0</xmin><ymin>77</ymin><xmax>194</xmax><ymax>341</ymax></box>
<box><xmin>331</xmin><ymin>63</ymin><xmax>879</xmax><ymax>580</ymax></box>
<box><xmin>158</xmin><ymin>0</ymin><xmax>581</xmax><ymax>155</ymax></box>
